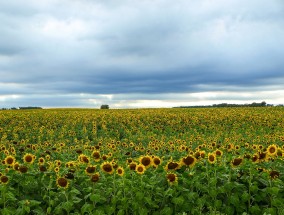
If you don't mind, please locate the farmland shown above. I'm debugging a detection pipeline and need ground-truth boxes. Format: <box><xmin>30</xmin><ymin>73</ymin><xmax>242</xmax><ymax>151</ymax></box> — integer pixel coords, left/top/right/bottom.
<box><xmin>0</xmin><ymin>107</ymin><xmax>284</xmax><ymax>214</ymax></box>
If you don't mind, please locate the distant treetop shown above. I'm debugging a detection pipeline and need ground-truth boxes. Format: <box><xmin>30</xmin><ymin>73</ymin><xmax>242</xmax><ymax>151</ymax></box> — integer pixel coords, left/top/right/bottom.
<box><xmin>100</xmin><ymin>104</ymin><xmax>109</xmax><ymax>109</ymax></box>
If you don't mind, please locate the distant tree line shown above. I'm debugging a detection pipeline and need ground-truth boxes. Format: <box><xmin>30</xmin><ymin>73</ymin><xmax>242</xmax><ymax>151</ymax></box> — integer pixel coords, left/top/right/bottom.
<box><xmin>1</xmin><ymin>106</ymin><xmax>43</xmax><ymax>110</ymax></box>
<box><xmin>174</xmin><ymin>101</ymin><xmax>283</xmax><ymax>108</ymax></box>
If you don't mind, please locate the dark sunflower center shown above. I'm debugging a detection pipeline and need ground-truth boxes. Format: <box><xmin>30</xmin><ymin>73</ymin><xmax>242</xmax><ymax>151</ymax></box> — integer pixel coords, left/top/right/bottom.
<box><xmin>86</xmin><ymin>166</ymin><xmax>96</xmax><ymax>173</ymax></box>
<box><xmin>129</xmin><ymin>163</ymin><xmax>136</xmax><ymax>170</ymax></box>
<box><xmin>103</xmin><ymin>164</ymin><xmax>112</xmax><ymax>172</ymax></box>
<box><xmin>168</xmin><ymin>162</ymin><xmax>178</xmax><ymax>169</ymax></box>
<box><xmin>183</xmin><ymin>156</ymin><xmax>195</xmax><ymax>166</ymax></box>
<box><xmin>93</xmin><ymin>152</ymin><xmax>100</xmax><ymax>159</ymax></box>
<box><xmin>25</xmin><ymin>155</ymin><xmax>33</xmax><ymax>163</ymax></box>
<box><xmin>269</xmin><ymin>147</ymin><xmax>276</xmax><ymax>153</ymax></box>
<box><xmin>232</xmin><ymin>158</ymin><xmax>242</xmax><ymax>166</ymax></box>
<box><xmin>91</xmin><ymin>174</ymin><xmax>99</xmax><ymax>182</ymax></box>
<box><xmin>58</xmin><ymin>178</ymin><xmax>68</xmax><ymax>187</ymax></box>
<box><xmin>209</xmin><ymin>155</ymin><xmax>215</xmax><ymax>162</ymax></box>
<box><xmin>153</xmin><ymin>158</ymin><xmax>160</xmax><ymax>165</ymax></box>
<box><xmin>6</xmin><ymin>157</ymin><xmax>14</xmax><ymax>164</ymax></box>
<box><xmin>19</xmin><ymin>166</ymin><xmax>28</xmax><ymax>173</ymax></box>
<box><xmin>167</xmin><ymin>174</ymin><xmax>176</xmax><ymax>182</ymax></box>
<box><xmin>1</xmin><ymin>176</ymin><xmax>8</xmax><ymax>183</ymax></box>
<box><xmin>141</xmin><ymin>157</ymin><xmax>151</xmax><ymax>166</ymax></box>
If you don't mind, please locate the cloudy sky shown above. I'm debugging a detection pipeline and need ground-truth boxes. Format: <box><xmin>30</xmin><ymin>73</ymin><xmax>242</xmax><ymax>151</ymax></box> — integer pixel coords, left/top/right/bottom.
<box><xmin>1</xmin><ymin>0</ymin><xmax>284</xmax><ymax>108</ymax></box>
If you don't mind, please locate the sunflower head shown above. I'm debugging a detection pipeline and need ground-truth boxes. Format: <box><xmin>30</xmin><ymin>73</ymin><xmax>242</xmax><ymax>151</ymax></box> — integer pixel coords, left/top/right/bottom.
<box><xmin>116</xmin><ymin>167</ymin><xmax>125</xmax><ymax>176</ymax></box>
<box><xmin>136</xmin><ymin>164</ymin><xmax>146</xmax><ymax>175</ymax></box>
<box><xmin>39</xmin><ymin>165</ymin><xmax>47</xmax><ymax>172</ymax></box>
<box><xmin>208</xmin><ymin>153</ymin><xmax>216</xmax><ymax>164</ymax></box>
<box><xmin>101</xmin><ymin>162</ymin><xmax>114</xmax><ymax>174</ymax></box>
<box><xmin>78</xmin><ymin>154</ymin><xmax>90</xmax><ymax>164</ymax></box>
<box><xmin>269</xmin><ymin>170</ymin><xmax>280</xmax><ymax>180</ymax></box>
<box><xmin>38</xmin><ymin>157</ymin><xmax>45</xmax><ymax>164</ymax></box>
<box><xmin>5</xmin><ymin>155</ymin><xmax>16</xmax><ymax>166</ymax></box>
<box><xmin>215</xmin><ymin>149</ymin><xmax>223</xmax><ymax>157</ymax></box>
<box><xmin>153</xmin><ymin>156</ymin><xmax>162</xmax><ymax>167</ymax></box>
<box><xmin>267</xmin><ymin>144</ymin><xmax>278</xmax><ymax>156</ymax></box>
<box><xmin>85</xmin><ymin>165</ymin><xmax>96</xmax><ymax>175</ymax></box>
<box><xmin>23</xmin><ymin>153</ymin><xmax>35</xmax><ymax>164</ymax></box>
<box><xmin>90</xmin><ymin>173</ymin><xmax>100</xmax><ymax>183</ymax></box>
<box><xmin>0</xmin><ymin>175</ymin><xmax>9</xmax><ymax>185</ymax></box>
<box><xmin>19</xmin><ymin>165</ymin><xmax>28</xmax><ymax>173</ymax></box>
<box><xmin>180</xmin><ymin>155</ymin><xmax>196</xmax><ymax>168</ymax></box>
<box><xmin>56</xmin><ymin>177</ymin><xmax>69</xmax><ymax>189</ymax></box>
<box><xmin>231</xmin><ymin>158</ymin><xmax>243</xmax><ymax>167</ymax></box>
<box><xmin>13</xmin><ymin>162</ymin><xmax>20</xmax><ymax>171</ymax></box>
<box><xmin>129</xmin><ymin>162</ymin><xmax>137</xmax><ymax>170</ymax></box>
<box><xmin>252</xmin><ymin>153</ymin><xmax>259</xmax><ymax>163</ymax></box>
<box><xmin>164</xmin><ymin>161</ymin><xmax>180</xmax><ymax>171</ymax></box>
<box><xmin>166</xmin><ymin>173</ymin><xmax>178</xmax><ymax>185</ymax></box>
<box><xmin>91</xmin><ymin>151</ymin><xmax>100</xmax><ymax>162</ymax></box>
<box><xmin>139</xmin><ymin>155</ymin><xmax>153</xmax><ymax>168</ymax></box>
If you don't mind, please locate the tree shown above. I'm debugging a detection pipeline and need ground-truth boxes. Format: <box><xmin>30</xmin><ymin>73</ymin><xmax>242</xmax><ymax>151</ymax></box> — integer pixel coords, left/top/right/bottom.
<box><xmin>100</xmin><ymin>104</ymin><xmax>109</xmax><ymax>109</ymax></box>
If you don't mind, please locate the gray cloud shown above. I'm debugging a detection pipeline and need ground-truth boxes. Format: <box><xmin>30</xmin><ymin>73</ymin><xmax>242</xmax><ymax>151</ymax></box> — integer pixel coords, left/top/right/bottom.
<box><xmin>1</xmin><ymin>0</ymin><xmax>284</xmax><ymax>107</ymax></box>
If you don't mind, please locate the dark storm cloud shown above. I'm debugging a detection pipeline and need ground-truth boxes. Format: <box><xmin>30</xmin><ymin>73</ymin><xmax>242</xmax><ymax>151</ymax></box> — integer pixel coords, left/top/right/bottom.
<box><xmin>1</xmin><ymin>0</ymin><xmax>284</xmax><ymax>107</ymax></box>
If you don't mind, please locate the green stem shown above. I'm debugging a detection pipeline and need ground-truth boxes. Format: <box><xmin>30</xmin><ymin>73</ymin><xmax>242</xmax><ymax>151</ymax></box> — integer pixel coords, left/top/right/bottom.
<box><xmin>248</xmin><ymin>166</ymin><xmax>252</xmax><ymax>211</ymax></box>
<box><xmin>64</xmin><ymin>190</ymin><xmax>70</xmax><ymax>215</ymax></box>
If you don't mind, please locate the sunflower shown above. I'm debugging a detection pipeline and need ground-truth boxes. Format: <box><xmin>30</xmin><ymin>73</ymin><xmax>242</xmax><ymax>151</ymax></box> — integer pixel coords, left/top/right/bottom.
<box><xmin>0</xmin><ymin>175</ymin><xmax>9</xmax><ymax>184</ymax></box>
<box><xmin>126</xmin><ymin>158</ymin><xmax>133</xmax><ymax>164</ymax></box>
<box><xmin>208</xmin><ymin>153</ymin><xmax>216</xmax><ymax>164</ymax></box>
<box><xmin>65</xmin><ymin>171</ymin><xmax>75</xmax><ymax>180</ymax></box>
<box><xmin>199</xmin><ymin>151</ymin><xmax>206</xmax><ymax>158</ymax></box>
<box><xmin>258</xmin><ymin>151</ymin><xmax>267</xmax><ymax>162</ymax></box>
<box><xmin>91</xmin><ymin>151</ymin><xmax>100</xmax><ymax>162</ymax></box>
<box><xmin>78</xmin><ymin>154</ymin><xmax>90</xmax><ymax>164</ymax></box>
<box><xmin>55</xmin><ymin>160</ymin><xmax>62</xmax><ymax>167</ymax></box>
<box><xmin>90</xmin><ymin>173</ymin><xmax>100</xmax><ymax>183</ymax></box>
<box><xmin>214</xmin><ymin>149</ymin><xmax>223</xmax><ymax>157</ymax></box>
<box><xmin>5</xmin><ymin>155</ymin><xmax>16</xmax><ymax>166</ymax></box>
<box><xmin>234</xmin><ymin>145</ymin><xmax>240</xmax><ymax>150</ymax></box>
<box><xmin>101</xmin><ymin>162</ymin><xmax>114</xmax><ymax>174</ymax></box>
<box><xmin>54</xmin><ymin>167</ymin><xmax>60</xmax><ymax>174</ymax></box>
<box><xmin>23</xmin><ymin>153</ymin><xmax>35</xmax><ymax>164</ymax></box>
<box><xmin>269</xmin><ymin>170</ymin><xmax>280</xmax><ymax>180</ymax></box>
<box><xmin>85</xmin><ymin>165</ymin><xmax>96</xmax><ymax>175</ymax></box>
<box><xmin>180</xmin><ymin>155</ymin><xmax>196</xmax><ymax>168</ymax></box>
<box><xmin>19</xmin><ymin>165</ymin><xmax>28</xmax><ymax>173</ymax></box>
<box><xmin>13</xmin><ymin>162</ymin><xmax>20</xmax><ymax>171</ymax></box>
<box><xmin>231</xmin><ymin>158</ymin><xmax>243</xmax><ymax>167</ymax></box>
<box><xmin>38</xmin><ymin>165</ymin><xmax>47</xmax><ymax>172</ymax></box>
<box><xmin>194</xmin><ymin>151</ymin><xmax>201</xmax><ymax>159</ymax></box>
<box><xmin>139</xmin><ymin>155</ymin><xmax>153</xmax><ymax>168</ymax></box>
<box><xmin>164</xmin><ymin>161</ymin><xmax>180</xmax><ymax>171</ymax></box>
<box><xmin>152</xmin><ymin>156</ymin><xmax>162</xmax><ymax>167</ymax></box>
<box><xmin>38</xmin><ymin>157</ymin><xmax>45</xmax><ymax>165</ymax></box>
<box><xmin>267</xmin><ymin>144</ymin><xmax>278</xmax><ymax>156</ymax></box>
<box><xmin>136</xmin><ymin>164</ymin><xmax>146</xmax><ymax>174</ymax></box>
<box><xmin>252</xmin><ymin>153</ymin><xmax>259</xmax><ymax>163</ymax></box>
<box><xmin>56</xmin><ymin>177</ymin><xmax>69</xmax><ymax>189</ymax></box>
<box><xmin>226</xmin><ymin>144</ymin><xmax>234</xmax><ymax>152</ymax></box>
<box><xmin>116</xmin><ymin>167</ymin><xmax>125</xmax><ymax>176</ymax></box>
<box><xmin>166</xmin><ymin>173</ymin><xmax>178</xmax><ymax>185</ymax></box>
<box><xmin>129</xmin><ymin>162</ymin><xmax>137</xmax><ymax>170</ymax></box>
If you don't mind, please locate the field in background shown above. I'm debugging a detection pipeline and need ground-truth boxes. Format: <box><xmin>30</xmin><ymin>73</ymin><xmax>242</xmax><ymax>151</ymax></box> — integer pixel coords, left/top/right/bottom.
<box><xmin>1</xmin><ymin>107</ymin><xmax>284</xmax><ymax>214</ymax></box>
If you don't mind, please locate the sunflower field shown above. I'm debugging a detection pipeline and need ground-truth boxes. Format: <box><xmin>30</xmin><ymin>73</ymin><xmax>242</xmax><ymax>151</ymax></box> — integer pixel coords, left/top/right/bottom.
<box><xmin>0</xmin><ymin>107</ymin><xmax>284</xmax><ymax>215</ymax></box>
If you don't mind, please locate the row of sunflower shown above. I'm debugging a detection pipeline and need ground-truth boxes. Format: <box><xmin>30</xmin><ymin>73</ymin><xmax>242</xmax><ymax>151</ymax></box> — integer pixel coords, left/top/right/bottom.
<box><xmin>0</xmin><ymin>107</ymin><xmax>284</xmax><ymax>214</ymax></box>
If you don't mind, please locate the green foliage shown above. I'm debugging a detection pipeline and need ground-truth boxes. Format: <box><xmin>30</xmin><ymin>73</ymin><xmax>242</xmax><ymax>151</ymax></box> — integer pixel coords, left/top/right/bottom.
<box><xmin>0</xmin><ymin>107</ymin><xmax>284</xmax><ymax>214</ymax></box>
